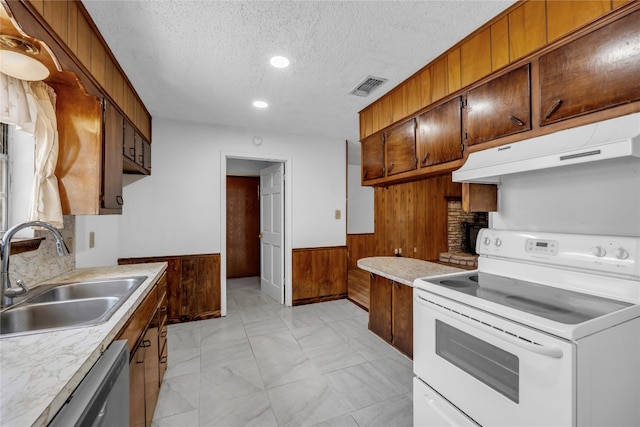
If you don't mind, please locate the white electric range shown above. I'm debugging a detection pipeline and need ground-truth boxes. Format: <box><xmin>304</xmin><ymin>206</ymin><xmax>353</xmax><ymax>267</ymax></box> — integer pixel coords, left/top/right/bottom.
<box><xmin>413</xmin><ymin>228</ymin><xmax>640</xmax><ymax>427</ymax></box>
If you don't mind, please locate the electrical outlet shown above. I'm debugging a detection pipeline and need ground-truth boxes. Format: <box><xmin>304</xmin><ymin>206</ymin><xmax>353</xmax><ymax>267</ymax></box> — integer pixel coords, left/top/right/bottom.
<box><xmin>89</xmin><ymin>231</ymin><xmax>95</xmax><ymax>248</ymax></box>
<box><xmin>335</xmin><ymin>209</ymin><xmax>341</xmax><ymax>219</ymax></box>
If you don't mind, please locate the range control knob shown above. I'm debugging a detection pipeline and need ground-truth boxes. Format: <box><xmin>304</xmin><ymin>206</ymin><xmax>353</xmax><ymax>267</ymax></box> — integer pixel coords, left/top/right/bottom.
<box><xmin>593</xmin><ymin>246</ymin><xmax>607</xmax><ymax>258</ymax></box>
<box><xmin>616</xmin><ymin>248</ymin><xmax>630</xmax><ymax>260</ymax></box>
<box><xmin>495</xmin><ymin>238</ymin><xmax>502</xmax><ymax>247</ymax></box>
<box><xmin>483</xmin><ymin>237</ymin><xmax>491</xmax><ymax>246</ymax></box>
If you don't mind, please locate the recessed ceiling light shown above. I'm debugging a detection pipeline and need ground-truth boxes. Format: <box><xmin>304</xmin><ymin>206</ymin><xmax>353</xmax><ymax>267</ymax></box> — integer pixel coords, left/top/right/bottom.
<box><xmin>253</xmin><ymin>100</ymin><xmax>268</xmax><ymax>109</ymax></box>
<box><xmin>269</xmin><ymin>56</ymin><xmax>290</xmax><ymax>68</ymax></box>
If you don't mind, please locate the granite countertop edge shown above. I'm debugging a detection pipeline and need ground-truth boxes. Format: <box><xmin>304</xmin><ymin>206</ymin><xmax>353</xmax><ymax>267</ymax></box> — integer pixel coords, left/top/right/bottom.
<box><xmin>357</xmin><ymin>256</ymin><xmax>465</xmax><ymax>287</ymax></box>
<box><xmin>0</xmin><ymin>262</ymin><xmax>168</xmax><ymax>427</ymax></box>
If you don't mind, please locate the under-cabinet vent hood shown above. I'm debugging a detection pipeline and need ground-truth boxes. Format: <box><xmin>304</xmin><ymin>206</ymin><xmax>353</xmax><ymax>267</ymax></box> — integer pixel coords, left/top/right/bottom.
<box><xmin>453</xmin><ymin>113</ymin><xmax>640</xmax><ymax>183</ymax></box>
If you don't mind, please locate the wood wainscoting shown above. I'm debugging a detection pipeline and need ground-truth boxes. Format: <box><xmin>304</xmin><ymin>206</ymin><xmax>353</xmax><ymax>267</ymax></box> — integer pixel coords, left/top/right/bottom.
<box><xmin>347</xmin><ymin>233</ymin><xmax>378</xmax><ymax>310</ymax></box>
<box><xmin>119</xmin><ymin>254</ymin><xmax>221</xmax><ymax>324</ymax></box>
<box><xmin>292</xmin><ymin>246</ymin><xmax>347</xmax><ymax>306</ymax></box>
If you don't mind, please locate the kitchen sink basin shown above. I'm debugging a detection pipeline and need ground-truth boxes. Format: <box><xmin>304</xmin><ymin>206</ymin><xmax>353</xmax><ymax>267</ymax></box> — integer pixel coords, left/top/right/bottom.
<box><xmin>28</xmin><ymin>277</ymin><xmax>147</xmax><ymax>303</ymax></box>
<box><xmin>0</xmin><ymin>276</ymin><xmax>147</xmax><ymax>337</ymax></box>
<box><xmin>1</xmin><ymin>298</ymin><xmax>120</xmax><ymax>336</ymax></box>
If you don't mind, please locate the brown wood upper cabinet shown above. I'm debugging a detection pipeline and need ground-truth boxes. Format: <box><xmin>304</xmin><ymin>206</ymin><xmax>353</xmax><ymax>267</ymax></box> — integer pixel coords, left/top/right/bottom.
<box><xmin>539</xmin><ymin>9</ymin><xmax>640</xmax><ymax>126</ymax></box>
<box><xmin>385</xmin><ymin>118</ymin><xmax>418</xmax><ymax>176</ymax></box>
<box><xmin>123</xmin><ymin>121</ymin><xmax>152</xmax><ymax>175</ymax></box>
<box><xmin>361</xmin><ymin>133</ymin><xmax>385</xmax><ymax>182</ymax></box>
<box><xmin>417</xmin><ymin>97</ymin><xmax>463</xmax><ymax>167</ymax></box>
<box><xmin>465</xmin><ymin>64</ymin><xmax>531</xmax><ymax>146</ymax></box>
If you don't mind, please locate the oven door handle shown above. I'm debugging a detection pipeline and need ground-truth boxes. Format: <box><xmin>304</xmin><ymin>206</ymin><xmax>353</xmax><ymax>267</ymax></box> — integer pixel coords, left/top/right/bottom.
<box><xmin>416</xmin><ymin>295</ymin><xmax>564</xmax><ymax>359</ymax></box>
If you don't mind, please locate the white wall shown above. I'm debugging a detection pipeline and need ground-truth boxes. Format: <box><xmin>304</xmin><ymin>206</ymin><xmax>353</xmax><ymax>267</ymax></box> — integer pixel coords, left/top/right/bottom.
<box><xmin>492</xmin><ymin>156</ymin><xmax>640</xmax><ymax>237</ymax></box>
<box><xmin>227</xmin><ymin>158</ymin><xmax>275</xmax><ymax>176</ymax></box>
<box><xmin>347</xmin><ymin>164</ymin><xmax>374</xmax><ymax>234</ymax></box>
<box><xmin>117</xmin><ymin>118</ymin><xmax>346</xmax><ymax>258</ymax></box>
<box><xmin>75</xmin><ymin>215</ymin><xmax>120</xmax><ymax>267</ymax></box>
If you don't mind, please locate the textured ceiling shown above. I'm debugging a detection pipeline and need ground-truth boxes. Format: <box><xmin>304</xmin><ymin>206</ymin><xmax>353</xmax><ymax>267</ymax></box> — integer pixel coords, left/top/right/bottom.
<box><xmin>82</xmin><ymin>1</ymin><xmax>516</xmax><ymax>162</ymax></box>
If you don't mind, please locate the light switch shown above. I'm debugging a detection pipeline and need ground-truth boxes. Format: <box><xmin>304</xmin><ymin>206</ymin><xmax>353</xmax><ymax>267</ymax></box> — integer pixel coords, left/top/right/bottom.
<box><xmin>89</xmin><ymin>231</ymin><xmax>95</xmax><ymax>248</ymax></box>
<box><xmin>335</xmin><ymin>209</ymin><xmax>341</xmax><ymax>220</ymax></box>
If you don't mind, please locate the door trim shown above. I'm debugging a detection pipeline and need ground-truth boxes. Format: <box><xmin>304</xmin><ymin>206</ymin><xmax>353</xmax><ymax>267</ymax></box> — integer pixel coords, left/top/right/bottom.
<box><xmin>220</xmin><ymin>151</ymin><xmax>293</xmax><ymax>315</ymax></box>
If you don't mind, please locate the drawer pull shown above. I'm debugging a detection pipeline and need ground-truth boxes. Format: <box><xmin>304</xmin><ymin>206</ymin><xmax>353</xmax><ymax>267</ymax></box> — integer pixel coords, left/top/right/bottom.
<box><xmin>508</xmin><ymin>115</ymin><xmax>525</xmax><ymax>126</ymax></box>
<box><xmin>160</xmin><ymin>331</ymin><xmax>167</xmax><ymax>338</ymax></box>
<box><xmin>387</xmin><ymin>163</ymin><xmax>394</xmax><ymax>173</ymax></box>
<box><xmin>160</xmin><ymin>356</ymin><xmax>168</xmax><ymax>363</ymax></box>
<box><xmin>543</xmin><ymin>99</ymin><xmax>563</xmax><ymax>120</ymax></box>
<box><xmin>160</xmin><ymin>306</ymin><xmax>167</xmax><ymax>313</ymax></box>
<box><xmin>129</xmin><ymin>147</ymin><xmax>135</xmax><ymax>156</ymax></box>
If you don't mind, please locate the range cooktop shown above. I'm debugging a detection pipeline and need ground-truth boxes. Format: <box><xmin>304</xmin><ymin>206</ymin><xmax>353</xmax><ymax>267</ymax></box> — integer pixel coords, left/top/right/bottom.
<box><xmin>427</xmin><ymin>271</ymin><xmax>632</xmax><ymax>325</ymax></box>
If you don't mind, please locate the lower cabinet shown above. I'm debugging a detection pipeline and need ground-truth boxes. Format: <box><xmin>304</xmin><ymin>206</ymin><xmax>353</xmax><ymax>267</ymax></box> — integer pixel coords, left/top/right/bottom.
<box><xmin>368</xmin><ymin>273</ymin><xmax>413</xmax><ymax>358</ymax></box>
<box><xmin>117</xmin><ymin>272</ymin><xmax>168</xmax><ymax>427</ymax></box>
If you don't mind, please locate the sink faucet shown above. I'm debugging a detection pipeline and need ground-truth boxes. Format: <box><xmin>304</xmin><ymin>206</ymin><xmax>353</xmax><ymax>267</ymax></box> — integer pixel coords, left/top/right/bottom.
<box><xmin>1</xmin><ymin>221</ymin><xmax>70</xmax><ymax>307</ymax></box>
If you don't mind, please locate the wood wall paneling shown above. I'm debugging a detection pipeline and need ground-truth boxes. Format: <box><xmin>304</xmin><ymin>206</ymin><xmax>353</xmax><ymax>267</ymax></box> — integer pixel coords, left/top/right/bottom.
<box><xmin>547</xmin><ymin>0</ymin><xmax>611</xmax><ymax>42</ymax></box>
<box><xmin>43</xmin><ymin>0</ymin><xmax>67</xmax><ymax>44</ymax></box>
<box><xmin>292</xmin><ymin>247</ymin><xmax>347</xmax><ymax>305</ymax></box>
<box><xmin>91</xmin><ymin>31</ymin><xmax>106</xmax><ymax>88</ymax></box>
<box><xmin>347</xmin><ymin>233</ymin><xmax>378</xmax><ymax>268</ymax></box>
<box><xmin>76</xmin><ymin>10</ymin><xmax>92</xmax><ymax>69</ymax></box>
<box><xmin>28</xmin><ymin>0</ymin><xmax>44</xmax><ymax>15</ymax></box>
<box><xmin>419</xmin><ymin>66</ymin><xmax>433</xmax><ymax>108</ymax></box>
<box><xmin>119</xmin><ymin>254</ymin><xmax>221</xmax><ymax>323</ymax></box>
<box><xmin>508</xmin><ymin>0</ymin><xmax>547</xmax><ymax>62</ymax></box>
<box><xmin>491</xmin><ymin>15</ymin><xmax>510</xmax><ymax>71</ymax></box>
<box><xmin>406</xmin><ymin>74</ymin><xmax>422</xmax><ymax>115</ymax></box>
<box><xmin>461</xmin><ymin>27</ymin><xmax>492</xmax><ymax>87</ymax></box>
<box><xmin>66</xmin><ymin>1</ymin><xmax>78</xmax><ymax>56</ymax></box>
<box><xmin>447</xmin><ymin>47</ymin><xmax>462</xmax><ymax>94</ymax></box>
<box><xmin>431</xmin><ymin>57</ymin><xmax>448</xmax><ymax>102</ymax></box>
<box><xmin>613</xmin><ymin>0</ymin><xmax>633</xmax><ymax>8</ymax></box>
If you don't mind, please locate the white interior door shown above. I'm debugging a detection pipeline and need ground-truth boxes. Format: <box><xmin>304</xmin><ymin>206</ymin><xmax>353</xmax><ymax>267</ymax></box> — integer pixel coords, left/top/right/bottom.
<box><xmin>260</xmin><ymin>163</ymin><xmax>284</xmax><ymax>303</ymax></box>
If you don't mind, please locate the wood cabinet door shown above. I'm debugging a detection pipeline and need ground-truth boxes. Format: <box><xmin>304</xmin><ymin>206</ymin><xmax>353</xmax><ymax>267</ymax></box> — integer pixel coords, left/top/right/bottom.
<box><xmin>102</xmin><ymin>100</ymin><xmax>124</xmax><ymax>211</ymax></box>
<box><xmin>143</xmin><ymin>312</ymin><xmax>159</xmax><ymax>427</ymax></box>
<box><xmin>539</xmin><ymin>10</ymin><xmax>640</xmax><ymax>125</ymax></box>
<box><xmin>361</xmin><ymin>133</ymin><xmax>385</xmax><ymax>181</ymax></box>
<box><xmin>142</xmin><ymin>139</ymin><xmax>152</xmax><ymax>171</ymax></box>
<box><xmin>129</xmin><ymin>346</ymin><xmax>146</xmax><ymax>427</ymax></box>
<box><xmin>392</xmin><ymin>282</ymin><xmax>413</xmax><ymax>359</ymax></box>
<box><xmin>417</xmin><ymin>97</ymin><xmax>463</xmax><ymax>168</ymax></box>
<box><xmin>385</xmin><ymin>118</ymin><xmax>417</xmax><ymax>176</ymax></box>
<box><xmin>466</xmin><ymin>64</ymin><xmax>531</xmax><ymax>146</ymax></box>
<box><xmin>369</xmin><ymin>274</ymin><xmax>392</xmax><ymax>342</ymax></box>
<box><xmin>123</xmin><ymin>120</ymin><xmax>136</xmax><ymax>161</ymax></box>
<box><xmin>134</xmin><ymin>132</ymin><xmax>145</xmax><ymax>166</ymax></box>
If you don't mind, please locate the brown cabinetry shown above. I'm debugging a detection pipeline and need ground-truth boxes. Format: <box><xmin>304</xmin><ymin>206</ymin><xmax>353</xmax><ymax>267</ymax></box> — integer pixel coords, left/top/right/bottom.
<box><xmin>123</xmin><ymin>120</ymin><xmax>152</xmax><ymax>175</ymax></box>
<box><xmin>417</xmin><ymin>97</ymin><xmax>463</xmax><ymax>167</ymax></box>
<box><xmin>465</xmin><ymin>64</ymin><xmax>531</xmax><ymax>146</ymax></box>
<box><xmin>119</xmin><ymin>255</ymin><xmax>221</xmax><ymax>324</ymax></box>
<box><xmin>385</xmin><ymin>119</ymin><xmax>417</xmax><ymax>176</ymax></box>
<box><xmin>368</xmin><ymin>273</ymin><xmax>413</xmax><ymax>358</ymax></box>
<box><xmin>539</xmin><ymin>9</ymin><xmax>640</xmax><ymax>126</ymax></box>
<box><xmin>117</xmin><ymin>273</ymin><xmax>168</xmax><ymax>427</ymax></box>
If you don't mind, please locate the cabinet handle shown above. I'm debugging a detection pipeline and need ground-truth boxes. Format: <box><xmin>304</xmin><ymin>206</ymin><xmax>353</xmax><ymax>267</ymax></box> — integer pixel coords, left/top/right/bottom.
<box><xmin>129</xmin><ymin>147</ymin><xmax>135</xmax><ymax>156</ymax></box>
<box><xmin>387</xmin><ymin>163</ymin><xmax>394</xmax><ymax>173</ymax></box>
<box><xmin>139</xmin><ymin>154</ymin><xmax>144</xmax><ymax>163</ymax></box>
<box><xmin>160</xmin><ymin>356</ymin><xmax>168</xmax><ymax>364</ymax></box>
<box><xmin>363</xmin><ymin>170</ymin><xmax>368</xmax><ymax>179</ymax></box>
<box><xmin>508</xmin><ymin>115</ymin><xmax>525</xmax><ymax>126</ymax></box>
<box><xmin>160</xmin><ymin>305</ymin><xmax>167</xmax><ymax>313</ymax></box>
<box><xmin>160</xmin><ymin>331</ymin><xmax>167</xmax><ymax>338</ymax></box>
<box><xmin>116</xmin><ymin>196</ymin><xmax>124</xmax><ymax>206</ymax></box>
<box><xmin>142</xmin><ymin>339</ymin><xmax>152</xmax><ymax>348</ymax></box>
<box><xmin>421</xmin><ymin>152</ymin><xmax>430</xmax><ymax>166</ymax></box>
<box><xmin>543</xmin><ymin>99</ymin><xmax>563</xmax><ymax>120</ymax></box>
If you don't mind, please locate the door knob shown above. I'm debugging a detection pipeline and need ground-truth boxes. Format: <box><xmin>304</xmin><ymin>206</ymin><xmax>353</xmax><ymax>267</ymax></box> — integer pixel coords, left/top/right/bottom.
<box><xmin>259</xmin><ymin>233</ymin><xmax>264</xmax><ymax>239</ymax></box>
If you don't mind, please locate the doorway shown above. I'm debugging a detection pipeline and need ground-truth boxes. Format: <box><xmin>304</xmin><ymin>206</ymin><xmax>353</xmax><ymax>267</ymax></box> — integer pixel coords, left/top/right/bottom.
<box><xmin>221</xmin><ymin>153</ymin><xmax>293</xmax><ymax>316</ymax></box>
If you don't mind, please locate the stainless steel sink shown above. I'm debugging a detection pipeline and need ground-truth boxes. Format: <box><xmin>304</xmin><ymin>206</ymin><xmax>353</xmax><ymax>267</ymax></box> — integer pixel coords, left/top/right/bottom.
<box><xmin>28</xmin><ymin>277</ymin><xmax>146</xmax><ymax>303</ymax></box>
<box><xmin>0</xmin><ymin>276</ymin><xmax>147</xmax><ymax>337</ymax></box>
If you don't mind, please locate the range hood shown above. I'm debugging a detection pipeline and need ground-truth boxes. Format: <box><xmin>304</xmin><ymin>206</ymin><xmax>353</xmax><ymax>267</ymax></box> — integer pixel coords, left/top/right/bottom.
<box><xmin>453</xmin><ymin>113</ymin><xmax>640</xmax><ymax>183</ymax></box>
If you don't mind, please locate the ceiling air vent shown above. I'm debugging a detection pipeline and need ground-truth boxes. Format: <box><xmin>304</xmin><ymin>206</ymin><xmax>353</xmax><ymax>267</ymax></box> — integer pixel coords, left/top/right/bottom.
<box><xmin>350</xmin><ymin>75</ymin><xmax>388</xmax><ymax>97</ymax></box>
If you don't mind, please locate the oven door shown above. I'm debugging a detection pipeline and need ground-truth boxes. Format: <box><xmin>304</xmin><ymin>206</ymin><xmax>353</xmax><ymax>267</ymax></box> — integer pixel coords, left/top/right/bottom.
<box><xmin>414</xmin><ymin>288</ymin><xmax>576</xmax><ymax>427</ymax></box>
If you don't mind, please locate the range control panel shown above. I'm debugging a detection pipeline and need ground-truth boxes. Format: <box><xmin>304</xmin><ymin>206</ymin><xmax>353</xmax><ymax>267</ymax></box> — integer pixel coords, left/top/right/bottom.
<box><xmin>476</xmin><ymin>229</ymin><xmax>639</xmax><ymax>277</ymax></box>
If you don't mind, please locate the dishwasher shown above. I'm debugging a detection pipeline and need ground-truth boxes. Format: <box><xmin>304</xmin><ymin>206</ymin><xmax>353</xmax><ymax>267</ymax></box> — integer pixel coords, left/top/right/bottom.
<box><xmin>49</xmin><ymin>340</ymin><xmax>129</xmax><ymax>427</ymax></box>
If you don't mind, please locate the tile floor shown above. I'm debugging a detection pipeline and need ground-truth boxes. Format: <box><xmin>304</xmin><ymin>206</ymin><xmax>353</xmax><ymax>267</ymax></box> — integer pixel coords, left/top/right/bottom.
<box><xmin>152</xmin><ymin>277</ymin><xmax>414</xmax><ymax>427</ymax></box>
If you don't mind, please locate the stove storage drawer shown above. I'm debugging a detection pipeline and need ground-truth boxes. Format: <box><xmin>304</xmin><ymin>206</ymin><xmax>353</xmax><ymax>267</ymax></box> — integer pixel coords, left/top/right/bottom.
<box><xmin>414</xmin><ymin>377</ymin><xmax>479</xmax><ymax>427</ymax></box>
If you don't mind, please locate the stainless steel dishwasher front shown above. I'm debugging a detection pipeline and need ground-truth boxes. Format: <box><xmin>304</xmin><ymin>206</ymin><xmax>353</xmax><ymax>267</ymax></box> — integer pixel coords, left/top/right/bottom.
<box><xmin>49</xmin><ymin>340</ymin><xmax>129</xmax><ymax>427</ymax></box>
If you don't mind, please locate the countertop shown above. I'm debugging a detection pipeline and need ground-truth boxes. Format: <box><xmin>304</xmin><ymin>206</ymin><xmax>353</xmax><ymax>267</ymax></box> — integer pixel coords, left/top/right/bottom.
<box><xmin>357</xmin><ymin>256</ymin><xmax>465</xmax><ymax>287</ymax></box>
<box><xmin>0</xmin><ymin>263</ymin><xmax>167</xmax><ymax>427</ymax></box>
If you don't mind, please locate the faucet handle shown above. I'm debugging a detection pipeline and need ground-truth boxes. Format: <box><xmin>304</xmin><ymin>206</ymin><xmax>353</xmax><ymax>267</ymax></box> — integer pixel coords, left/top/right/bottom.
<box><xmin>5</xmin><ymin>279</ymin><xmax>29</xmax><ymax>297</ymax></box>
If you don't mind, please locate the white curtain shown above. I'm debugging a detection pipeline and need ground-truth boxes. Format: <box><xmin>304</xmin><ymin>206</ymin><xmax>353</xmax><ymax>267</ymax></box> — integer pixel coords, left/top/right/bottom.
<box><xmin>0</xmin><ymin>73</ymin><xmax>63</xmax><ymax>228</ymax></box>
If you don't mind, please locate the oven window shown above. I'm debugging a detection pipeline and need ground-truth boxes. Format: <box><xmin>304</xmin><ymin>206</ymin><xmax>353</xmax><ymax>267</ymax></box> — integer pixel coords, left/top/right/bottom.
<box><xmin>436</xmin><ymin>320</ymin><xmax>519</xmax><ymax>403</ymax></box>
